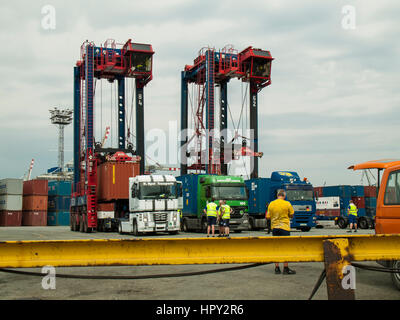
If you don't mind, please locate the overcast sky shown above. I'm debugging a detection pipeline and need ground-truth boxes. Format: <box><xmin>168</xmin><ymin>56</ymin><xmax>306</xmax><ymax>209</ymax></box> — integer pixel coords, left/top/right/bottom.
<box><xmin>0</xmin><ymin>0</ymin><xmax>399</xmax><ymax>186</ymax></box>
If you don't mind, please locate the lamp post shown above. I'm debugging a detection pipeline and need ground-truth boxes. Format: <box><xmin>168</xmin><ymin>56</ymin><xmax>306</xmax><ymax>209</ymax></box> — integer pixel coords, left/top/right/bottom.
<box><xmin>49</xmin><ymin>107</ymin><xmax>73</xmax><ymax>173</ymax></box>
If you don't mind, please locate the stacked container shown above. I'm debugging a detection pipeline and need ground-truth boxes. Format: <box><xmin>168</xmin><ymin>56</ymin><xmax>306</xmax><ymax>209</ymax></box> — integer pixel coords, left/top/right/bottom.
<box><xmin>364</xmin><ymin>186</ymin><xmax>377</xmax><ymax>218</ymax></box>
<box><xmin>0</xmin><ymin>179</ymin><xmax>23</xmax><ymax>226</ymax></box>
<box><xmin>22</xmin><ymin>179</ymin><xmax>48</xmax><ymax>226</ymax></box>
<box><xmin>47</xmin><ymin>181</ymin><xmax>71</xmax><ymax>226</ymax></box>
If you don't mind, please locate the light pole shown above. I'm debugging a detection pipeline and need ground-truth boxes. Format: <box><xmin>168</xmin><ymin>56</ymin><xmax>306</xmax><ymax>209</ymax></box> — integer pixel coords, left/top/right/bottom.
<box><xmin>49</xmin><ymin>107</ymin><xmax>73</xmax><ymax>173</ymax></box>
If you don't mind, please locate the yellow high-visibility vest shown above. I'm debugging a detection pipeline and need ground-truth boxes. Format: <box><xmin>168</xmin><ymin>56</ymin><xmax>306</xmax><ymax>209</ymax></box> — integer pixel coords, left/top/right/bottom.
<box><xmin>221</xmin><ymin>204</ymin><xmax>231</xmax><ymax>220</ymax></box>
<box><xmin>206</xmin><ymin>202</ymin><xmax>218</xmax><ymax>217</ymax></box>
<box><xmin>348</xmin><ymin>204</ymin><xmax>358</xmax><ymax>216</ymax></box>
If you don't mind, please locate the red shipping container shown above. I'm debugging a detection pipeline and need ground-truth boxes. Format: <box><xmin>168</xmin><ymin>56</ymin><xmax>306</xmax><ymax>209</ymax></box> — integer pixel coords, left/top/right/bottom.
<box><xmin>23</xmin><ymin>195</ymin><xmax>48</xmax><ymax>211</ymax></box>
<box><xmin>364</xmin><ymin>186</ymin><xmax>377</xmax><ymax>198</ymax></box>
<box><xmin>314</xmin><ymin>187</ymin><xmax>323</xmax><ymax>198</ymax></box>
<box><xmin>97</xmin><ymin>162</ymin><xmax>140</xmax><ymax>201</ymax></box>
<box><xmin>23</xmin><ymin>179</ymin><xmax>48</xmax><ymax>196</ymax></box>
<box><xmin>316</xmin><ymin>209</ymin><xmax>340</xmax><ymax>217</ymax></box>
<box><xmin>351</xmin><ymin>197</ymin><xmax>365</xmax><ymax>209</ymax></box>
<box><xmin>98</xmin><ymin>202</ymin><xmax>115</xmax><ymax>211</ymax></box>
<box><xmin>0</xmin><ymin>210</ymin><xmax>22</xmax><ymax>226</ymax></box>
<box><xmin>22</xmin><ymin>211</ymin><xmax>47</xmax><ymax>226</ymax></box>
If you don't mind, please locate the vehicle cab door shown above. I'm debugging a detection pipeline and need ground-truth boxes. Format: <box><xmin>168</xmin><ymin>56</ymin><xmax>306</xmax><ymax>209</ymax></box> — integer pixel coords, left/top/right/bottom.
<box><xmin>376</xmin><ymin>168</ymin><xmax>400</xmax><ymax>234</ymax></box>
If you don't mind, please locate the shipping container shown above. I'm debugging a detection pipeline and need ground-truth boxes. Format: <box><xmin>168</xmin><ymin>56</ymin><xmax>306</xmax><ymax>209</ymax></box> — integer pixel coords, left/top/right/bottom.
<box><xmin>316</xmin><ymin>196</ymin><xmax>340</xmax><ymax>210</ymax></box>
<box><xmin>316</xmin><ymin>209</ymin><xmax>341</xmax><ymax>217</ymax></box>
<box><xmin>322</xmin><ymin>185</ymin><xmax>353</xmax><ymax>198</ymax></box>
<box><xmin>48</xmin><ymin>181</ymin><xmax>72</xmax><ymax>196</ymax></box>
<box><xmin>22</xmin><ymin>211</ymin><xmax>47</xmax><ymax>226</ymax></box>
<box><xmin>0</xmin><ymin>179</ymin><xmax>23</xmax><ymax>195</ymax></box>
<box><xmin>0</xmin><ymin>210</ymin><xmax>22</xmax><ymax>226</ymax></box>
<box><xmin>364</xmin><ymin>186</ymin><xmax>377</xmax><ymax>198</ymax></box>
<box><xmin>365</xmin><ymin>197</ymin><xmax>377</xmax><ymax>208</ymax></box>
<box><xmin>0</xmin><ymin>194</ymin><xmax>22</xmax><ymax>211</ymax></box>
<box><xmin>97</xmin><ymin>162</ymin><xmax>140</xmax><ymax>201</ymax></box>
<box><xmin>313</xmin><ymin>186</ymin><xmax>324</xmax><ymax>198</ymax></box>
<box><xmin>47</xmin><ymin>211</ymin><xmax>69</xmax><ymax>226</ymax></box>
<box><xmin>98</xmin><ymin>202</ymin><xmax>115</xmax><ymax>211</ymax></box>
<box><xmin>23</xmin><ymin>179</ymin><xmax>48</xmax><ymax>195</ymax></box>
<box><xmin>48</xmin><ymin>196</ymin><xmax>70</xmax><ymax>212</ymax></box>
<box><xmin>23</xmin><ymin>195</ymin><xmax>48</xmax><ymax>211</ymax></box>
<box><xmin>351</xmin><ymin>185</ymin><xmax>365</xmax><ymax>197</ymax></box>
<box><xmin>352</xmin><ymin>197</ymin><xmax>365</xmax><ymax>209</ymax></box>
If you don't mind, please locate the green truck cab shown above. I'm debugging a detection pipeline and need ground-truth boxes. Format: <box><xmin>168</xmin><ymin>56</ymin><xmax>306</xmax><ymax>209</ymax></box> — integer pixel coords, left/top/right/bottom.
<box><xmin>176</xmin><ymin>174</ymin><xmax>250</xmax><ymax>232</ymax></box>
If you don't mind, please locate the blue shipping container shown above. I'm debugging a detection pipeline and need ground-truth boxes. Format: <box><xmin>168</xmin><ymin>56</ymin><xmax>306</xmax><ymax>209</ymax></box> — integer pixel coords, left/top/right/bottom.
<box><xmin>176</xmin><ymin>175</ymin><xmax>199</xmax><ymax>216</ymax></box>
<box><xmin>47</xmin><ymin>212</ymin><xmax>57</xmax><ymax>226</ymax></box>
<box><xmin>365</xmin><ymin>197</ymin><xmax>377</xmax><ymax>208</ymax></box>
<box><xmin>245</xmin><ymin>178</ymin><xmax>276</xmax><ymax>215</ymax></box>
<box><xmin>323</xmin><ymin>185</ymin><xmax>353</xmax><ymax>198</ymax></box>
<box><xmin>48</xmin><ymin>181</ymin><xmax>71</xmax><ymax>196</ymax></box>
<box><xmin>47</xmin><ymin>211</ymin><xmax>70</xmax><ymax>226</ymax></box>
<box><xmin>48</xmin><ymin>196</ymin><xmax>71</xmax><ymax>212</ymax></box>
<box><xmin>351</xmin><ymin>185</ymin><xmax>365</xmax><ymax>197</ymax></box>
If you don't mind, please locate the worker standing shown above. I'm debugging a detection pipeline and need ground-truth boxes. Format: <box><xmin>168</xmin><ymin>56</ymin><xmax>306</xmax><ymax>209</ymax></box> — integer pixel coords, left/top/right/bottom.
<box><xmin>220</xmin><ymin>200</ymin><xmax>232</xmax><ymax>238</ymax></box>
<box><xmin>217</xmin><ymin>200</ymin><xmax>225</xmax><ymax>237</ymax></box>
<box><xmin>266</xmin><ymin>189</ymin><xmax>296</xmax><ymax>275</ymax></box>
<box><xmin>203</xmin><ymin>200</ymin><xmax>218</xmax><ymax>237</ymax></box>
<box><xmin>347</xmin><ymin>200</ymin><xmax>358</xmax><ymax>233</ymax></box>
<box><xmin>265</xmin><ymin>203</ymin><xmax>271</xmax><ymax>234</ymax></box>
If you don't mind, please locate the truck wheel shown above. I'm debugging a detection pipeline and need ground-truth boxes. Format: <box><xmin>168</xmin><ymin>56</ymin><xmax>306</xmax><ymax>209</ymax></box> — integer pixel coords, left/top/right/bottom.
<box><xmin>201</xmin><ymin>219</ymin><xmax>208</xmax><ymax>233</ymax></box>
<box><xmin>70</xmin><ymin>214</ymin><xmax>77</xmax><ymax>231</ymax></box>
<box><xmin>79</xmin><ymin>215</ymin><xmax>84</xmax><ymax>232</ymax></box>
<box><xmin>132</xmin><ymin>220</ymin><xmax>139</xmax><ymax>236</ymax></box>
<box><xmin>300</xmin><ymin>227</ymin><xmax>311</xmax><ymax>232</ymax></box>
<box><xmin>249</xmin><ymin>217</ymin><xmax>255</xmax><ymax>231</ymax></box>
<box><xmin>337</xmin><ymin>217</ymin><xmax>348</xmax><ymax>229</ymax></box>
<box><xmin>391</xmin><ymin>260</ymin><xmax>400</xmax><ymax>291</ymax></box>
<box><xmin>359</xmin><ymin>217</ymin><xmax>369</xmax><ymax>230</ymax></box>
<box><xmin>182</xmin><ymin>218</ymin><xmax>189</xmax><ymax>232</ymax></box>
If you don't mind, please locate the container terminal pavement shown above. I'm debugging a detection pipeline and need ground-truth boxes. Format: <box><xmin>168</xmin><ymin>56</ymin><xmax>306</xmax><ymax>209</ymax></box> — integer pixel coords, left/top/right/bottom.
<box><xmin>0</xmin><ymin>227</ymin><xmax>399</xmax><ymax>300</ymax></box>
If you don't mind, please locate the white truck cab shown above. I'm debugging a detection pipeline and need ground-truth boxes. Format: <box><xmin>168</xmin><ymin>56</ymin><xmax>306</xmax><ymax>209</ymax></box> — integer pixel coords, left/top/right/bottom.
<box><xmin>119</xmin><ymin>175</ymin><xmax>181</xmax><ymax>235</ymax></box>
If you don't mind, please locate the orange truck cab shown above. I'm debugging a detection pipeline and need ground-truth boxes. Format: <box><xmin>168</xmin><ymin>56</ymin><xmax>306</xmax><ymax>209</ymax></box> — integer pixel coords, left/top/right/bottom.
<box><xmin>349</xmin><ymin>159</ymin><xmax>400</xmax><ymax>290</ymax></box>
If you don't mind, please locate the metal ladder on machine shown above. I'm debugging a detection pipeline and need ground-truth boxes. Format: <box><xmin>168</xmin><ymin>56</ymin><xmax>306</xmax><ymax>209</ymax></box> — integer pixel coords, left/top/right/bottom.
<box><xmin>84</xmin><ymin>43</ymin><xmax>98</xmax><ymax>232</ymax></box>
<box><xmin>206</xmin><ymin>48</ymin><xmax>218</xmax><ymax>174</ymax></box>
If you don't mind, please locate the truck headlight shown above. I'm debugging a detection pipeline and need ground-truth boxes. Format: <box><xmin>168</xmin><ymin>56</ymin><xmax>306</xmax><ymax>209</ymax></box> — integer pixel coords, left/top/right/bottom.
<box><xmin>138</xmin><ymin>214</ymin><xmax>143</xmax><ymax>221</ymax></box>
<box><xmin>173</xmin><ymin>214</ymin><xmax>177</xmax><ymax>222</ymax></box>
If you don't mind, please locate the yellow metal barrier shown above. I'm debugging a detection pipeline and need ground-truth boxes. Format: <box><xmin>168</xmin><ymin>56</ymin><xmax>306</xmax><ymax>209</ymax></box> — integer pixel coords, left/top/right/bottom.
<box><xmin>0</xmin><ymin>234</ymin><xmax>399</xmax><ymax>268</ymax></box>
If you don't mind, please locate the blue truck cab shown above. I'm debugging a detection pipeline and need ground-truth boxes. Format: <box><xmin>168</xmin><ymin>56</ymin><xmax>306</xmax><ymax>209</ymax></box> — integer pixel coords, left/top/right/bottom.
<box><xmin>245</xmin><ymin>171</ymin><xmax>317</xmax><ymax>232</ymax></box>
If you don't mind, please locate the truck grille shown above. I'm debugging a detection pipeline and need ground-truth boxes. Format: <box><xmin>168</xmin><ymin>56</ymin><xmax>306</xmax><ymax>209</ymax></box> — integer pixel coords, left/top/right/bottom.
<box><xmin>294</xmin><ymin>213</ymin><xmax>311</xmax><ymax>223</ymax></box>
<box><xmin>154</xmin><ymin>212</ymin><xmax>168</xmax><ymax>222</ymax></box>
<box><xmin>231</xmin><ymin>206</ymin><xmax>246</xmax><ymax>219</ymax></box>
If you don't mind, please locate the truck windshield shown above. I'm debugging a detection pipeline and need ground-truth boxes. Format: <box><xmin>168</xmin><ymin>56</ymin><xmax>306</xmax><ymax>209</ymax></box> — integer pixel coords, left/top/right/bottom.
<box><xmin>211</xmin><ymin>185</ymin><xmax>247</xmax><ymax>200</ymax></box>
<box><xmin>138</xmin><ymin>182</ymin><xmax>177</xmax><ymax>200</ymax></box>
<box><xmin>285</xmin><ymin>189</ymin><xmax>314</xmax><ymax>201</ymax></box>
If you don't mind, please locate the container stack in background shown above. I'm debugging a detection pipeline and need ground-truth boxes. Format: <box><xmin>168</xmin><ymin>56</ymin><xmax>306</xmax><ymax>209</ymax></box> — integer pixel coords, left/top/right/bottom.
<box><xmin>364</xmin><ymin>186</ymin><xmax>377</xmax><ymax>218</ymax></box>
<box><xmin>47</xmin><ymin>181</ymin><xmax>71</xmax><ymax>226</ymax></box>
<box><xmin>0</xmin><ymin>179</ymin><xmax>23</xmax><ymax>226</ymax></box>
<box><xmin>22</xmin><ymin>179</ymin><xmax>48</xmax><ymax>226</ymax></box>
<box><xmin>314</xmin><ymin>184</ymin><xmax>377</xmax><ymax>229</ymax></box>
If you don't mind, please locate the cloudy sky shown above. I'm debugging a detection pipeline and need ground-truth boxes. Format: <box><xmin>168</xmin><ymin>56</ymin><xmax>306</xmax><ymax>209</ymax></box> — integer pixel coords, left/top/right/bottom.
<box><xmin>0</xmin><ymin>0</ymin><xmax>399</xmax><ymax>186</ymax></box>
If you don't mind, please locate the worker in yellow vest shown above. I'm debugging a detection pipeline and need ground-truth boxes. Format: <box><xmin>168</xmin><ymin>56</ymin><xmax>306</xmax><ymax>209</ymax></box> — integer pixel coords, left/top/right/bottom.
<box><xmin>203</xmin><ymin>200</ymin><xmax>218</xmax><ymax>237</ymax></box>
<box><xmin>347</xmin><ymin>200</ymin><xmax>358</xmax><ymax>233</ymax></box>
<box><xmin>220</xmin><ymin>200</ymin><xmax>232</xmax><ymax>238</ymax></box>
<box><xmin>217</xmin><ymin>200</ymin><xmax>225</xmax><ymax>237</ymax></box>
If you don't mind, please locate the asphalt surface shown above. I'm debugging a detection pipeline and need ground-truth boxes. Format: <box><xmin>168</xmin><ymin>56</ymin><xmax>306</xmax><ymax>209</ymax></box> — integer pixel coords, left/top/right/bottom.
<box><xmin>0</xmin><ymin>224</ymin><xmax>399</xmax><ymax>300</ymax></box>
